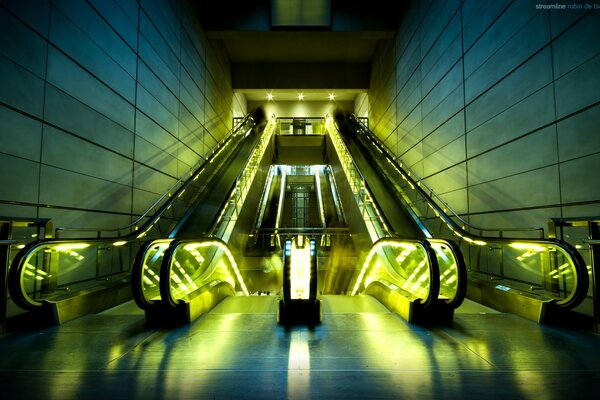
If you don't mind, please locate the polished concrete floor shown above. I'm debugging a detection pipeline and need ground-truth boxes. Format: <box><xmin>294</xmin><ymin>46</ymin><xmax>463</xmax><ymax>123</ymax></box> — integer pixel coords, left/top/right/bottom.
<box><xmin>1</xmin><ymin>295</ymin><xmax>600</xmax><ymax>399</ymax></box>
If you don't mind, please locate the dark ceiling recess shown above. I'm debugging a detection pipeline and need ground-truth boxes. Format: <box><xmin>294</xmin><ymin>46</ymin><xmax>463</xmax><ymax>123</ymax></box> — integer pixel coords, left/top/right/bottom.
<box><xmin>195</xmin><ymin>0</ymin><xmax>406</xmax><ymax>32</ymax></box>
<box><xmin>194</xmin><ymin>0</ymin><xmax>409</xmax><ymax>94</ymax></box>
<box><xmin>271</xmin><ymin>0</ymin><xmax>331</xmax><ymax>28</ymax></box>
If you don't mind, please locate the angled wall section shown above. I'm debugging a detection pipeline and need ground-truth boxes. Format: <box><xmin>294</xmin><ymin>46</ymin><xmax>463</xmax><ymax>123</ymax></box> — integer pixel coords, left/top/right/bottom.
<box><xmin>366</xmin><ymin>0</ymin><xmax>600</xmax><ymax>231</ymax></box>
<box><xmin>0</xmin><ymin>0</ymin><xmax>235</xmax><ymax>232</ymax></box>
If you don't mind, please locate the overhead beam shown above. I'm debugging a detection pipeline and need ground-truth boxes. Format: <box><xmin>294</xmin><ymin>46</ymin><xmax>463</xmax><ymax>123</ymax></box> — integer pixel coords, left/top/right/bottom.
<box><xmin>232</xmin><ymin>62</ymin><xmax>370</xmax><ymax>89</ymax></box>
<box><xmin>195</xmin><ymin>0</ymin><xmax>404</xmax><ymax>32</ymax></box>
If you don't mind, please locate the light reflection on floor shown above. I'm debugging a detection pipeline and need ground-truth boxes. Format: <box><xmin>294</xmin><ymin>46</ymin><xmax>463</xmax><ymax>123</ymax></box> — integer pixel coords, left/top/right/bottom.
<box><xmin>1</xmin><ymin>295</ymin><xmax>600</xmax><ymax>399</ymax></box>
<box><xmin>288</xmin><ymin>331</ymin><xmax>311</xmax><ymax>399</ymax></box>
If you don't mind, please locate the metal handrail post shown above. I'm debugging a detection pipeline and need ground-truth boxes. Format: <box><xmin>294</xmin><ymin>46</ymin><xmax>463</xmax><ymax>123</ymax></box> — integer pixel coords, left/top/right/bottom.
<box><xmin>588</xmin><ymin>222</ymin><xmax>600</xmax><ymax>334</ymax></box>
<box><xmin>1</xmin><ymin>224</ymin><xmax>16</xmax><ymax>336</ymax></box>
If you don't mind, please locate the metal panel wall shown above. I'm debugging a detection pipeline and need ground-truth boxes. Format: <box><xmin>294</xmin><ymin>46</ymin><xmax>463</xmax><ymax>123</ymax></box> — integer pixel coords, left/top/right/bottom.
<box><xmin>0</xmin><ymin>0</ymin><xmax>235</xmax><ymax>232</ymax></box>
<box><xmin>366</xmin><ymin>0</ymin><xmax>600</xmax><ymax>230</ymax></box>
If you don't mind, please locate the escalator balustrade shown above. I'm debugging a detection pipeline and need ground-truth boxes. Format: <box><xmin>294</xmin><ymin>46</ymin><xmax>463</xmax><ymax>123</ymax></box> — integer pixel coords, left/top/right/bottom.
<box><xmin>342</xmin><ymin>114</ymin><xmax>588</xmax><ymax>321</ymax></box>
<box><xmin>8</xmin><ymin>115</ymin><xmax>257</xmax><ymax>324</ymax></box>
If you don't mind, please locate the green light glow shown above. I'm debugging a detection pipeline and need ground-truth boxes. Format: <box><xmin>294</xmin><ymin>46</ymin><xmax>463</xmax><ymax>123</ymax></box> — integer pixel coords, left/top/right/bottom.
<box><xmin>53</xmin><ymin>243</ymin><xmax>90</xmax><ymax>251</ymax></box>
<box><xmin>171</xmin><ymin>240</ymin><xmax>249</xmax><ymax>298</ymax></box>
<box><xmin>510</xmin><ymin>242</ymin><xmax>546</xmax><ymax>252</ymax></box>
<box><xmin>352</xmin><ymin>240</ymin><xmax>431</xmax><ymax>298</ymax></box>
<box><xmin>212</xmin><ymin>116</ymin><xmax>277</xmax><ymax>242</ymax></box>
<box><xmin>290</xmin><ymin>238</ymin><xmax>311</xmax><ymax>300</ymax></box>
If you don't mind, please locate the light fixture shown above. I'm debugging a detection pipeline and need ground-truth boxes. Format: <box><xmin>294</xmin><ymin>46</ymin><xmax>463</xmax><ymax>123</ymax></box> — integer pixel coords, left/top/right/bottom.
<box><xmin>509</xmin><ymin>242</ymin><xmax>546</xmax><ymax>252</ymax></box>
<box><xmin>328</xmin><ymin>93</ymin><xmax>335</xmax><ymax>101</ymax></box>
<box><xmin>266</xmin><ymin>92</ymin><xmax>273</xmax><ymax>101</ymax></box>
<box><xmin>297</xmin><ymin>92</ymin><xmax>304</xmax><ymax>101</ymax></box>
<box><xmin>53</xmin><ymin>243</ymin><xmax>90</xmax><ymax>251</ymax></box>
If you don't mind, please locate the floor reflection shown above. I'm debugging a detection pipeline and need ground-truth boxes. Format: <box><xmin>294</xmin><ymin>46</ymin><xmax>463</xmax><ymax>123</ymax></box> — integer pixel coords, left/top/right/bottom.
<box><xmin>3</xmin><ymin>296</ymin><xmax>600</xmax><ymax>399</ymax></box>
<box><xmin>287</xmin><ymin>331</ymin><xmax>311</xmax><ymax>399</ymax></box>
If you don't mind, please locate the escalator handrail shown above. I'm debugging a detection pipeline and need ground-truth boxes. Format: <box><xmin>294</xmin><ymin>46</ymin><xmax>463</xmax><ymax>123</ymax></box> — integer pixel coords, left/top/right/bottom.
<box><xmin>349</xmin><ymin>115</ymin><xmax>588</xmax><ymax>308</ymax></box>
<box><xmin>427</xmin><ymin>238</ymin><xmax>467</xmax><ymax>308</ymax></box>
<box><xmin>206</xmin><ymin>115</ymin><xmax>276</xmax><ymax>238</ymax></box>
<box><xmin>168</xmin><ymin>118</ymin><xmax>265</xmax><ymax>238</ymax></box>
<box><xmin>158</xmin><ymin>238</ymin><xmax>240</xmax><ymax>309</ymax></box>
<box><xmin>351</xmin><ymin>115</ymin><xmax>545</xmax><ymax>237</ymax></box>
<box><xmin>8</xmin><ymin>238</ymin><xmax>110</xmax><ymax>310</ymax></box>
<box><xmin>131</xmin><ymin>238</ymin><xmax>174</xmax><ymax>310</ymax></box>
<box><xmin>363</xmin><ymin>237</ymin><xmax>441</xmax><ymax>308</ymax></box>
<box><xmin>159</xmin><ymin>238</ymin><xmax>185</xmax><ymax>308</ymax></box>
<box><xmin>8</xmin><ymin>115</ymin><xmax>255</xmax><ymax>311</ymax></box>
<box><xmin>131</xmin><ymin>118</ymin><xmax>275</xmax><ymax>306</ymax></box>
<box><xmin>55</xmin><ymin>114</ymin><xmax>255</xmax><ymax>239</ymax></box>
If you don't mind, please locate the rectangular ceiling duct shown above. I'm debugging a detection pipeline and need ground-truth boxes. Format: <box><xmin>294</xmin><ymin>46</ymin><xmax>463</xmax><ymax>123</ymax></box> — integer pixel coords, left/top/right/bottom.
<box><xmin>271</xmin><ymin>0</ymin><xmax>331</xmax><ymax>27</ymax></box>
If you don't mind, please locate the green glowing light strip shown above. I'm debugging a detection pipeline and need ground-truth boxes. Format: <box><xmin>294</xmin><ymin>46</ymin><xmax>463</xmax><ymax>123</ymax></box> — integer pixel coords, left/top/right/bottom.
<box><xmin>212</xmin><ymin>116</ymin><xmax>277</xmax><ymax>242</ymax></box>
<box><xmin>326</xmin><ymin>117</ymin><xmax>390</xmax><ymax>242</ymax></box>
<box><xmin>314</xmin><ymin>168</ymin><xmax>327</xmax><ymax>228</ymax></box>
<box><xmin>178</xmin><ymin>240</ymin><xmax>249</xmax><ymax>296</ymax></box>
<box><xmin>352</xmin><ymin>240</ymin><xmax>424</xmax><ymax>296</ymax></box>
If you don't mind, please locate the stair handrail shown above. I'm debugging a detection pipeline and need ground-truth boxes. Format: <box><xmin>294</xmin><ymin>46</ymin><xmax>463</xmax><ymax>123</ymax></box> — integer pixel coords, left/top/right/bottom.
<box><xmin>54</xmin><ymin>114</ymin><xmax>255</xmax><ymax>239</ymax></box>
<box><xmin>348</xmin><ymin>114</ymin><xmax>588</xmax><ymax>308</ymax></box>
<box><xmin>351</xmin><ymin>115</ymin><xmax>546</xmax><ymax>238</ymax></box>
<box><xmin>7</xmin><ymin>115</ymin><xmax>255</xmax><ymax>311</ymax></box>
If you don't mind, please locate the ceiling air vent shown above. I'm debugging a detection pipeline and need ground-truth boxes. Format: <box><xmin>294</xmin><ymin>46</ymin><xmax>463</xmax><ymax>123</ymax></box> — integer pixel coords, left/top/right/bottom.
<box><xmin>271</xmin><ymin>0</ymin><xmax>331</xmax><ymax>27</ymax></box>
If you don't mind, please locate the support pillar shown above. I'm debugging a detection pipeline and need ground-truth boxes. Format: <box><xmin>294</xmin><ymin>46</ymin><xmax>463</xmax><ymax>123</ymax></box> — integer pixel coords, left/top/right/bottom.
<box><xmin>589</xmin><ymin>222</ymin><xmax>600</xmax><ymax>334</ymax></box>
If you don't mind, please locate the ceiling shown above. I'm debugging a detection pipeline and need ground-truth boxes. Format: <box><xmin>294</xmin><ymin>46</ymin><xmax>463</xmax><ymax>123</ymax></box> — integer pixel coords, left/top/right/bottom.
<box><xmin>210</xmin><ymin>31</ymin><xmax>391</xmax><ymax>64</ymax></box>
<box><xmin>242</xmin><ymin>88</ymin><xmax>364</xmax><ymax>102</ymax></box>
<box><xmin>194</xmin><ymin>0</ymin><xmax>408</xmax><ymax>103</ymax></box>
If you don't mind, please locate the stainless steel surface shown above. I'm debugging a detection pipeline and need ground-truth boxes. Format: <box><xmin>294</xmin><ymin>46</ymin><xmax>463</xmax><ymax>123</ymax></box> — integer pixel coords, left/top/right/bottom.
<box><xmin>467</xmin><ymin>277</ymin><xmax>551</xmax><ymax>323</ymax></box>
<box><xmin>275</xmin><ymin>136</ymin><xmax>327</xmax><ymax>165</ymax></box>
<box><xmin>2</xmin><ymin>295</ymin><xmax>600</xmax><ymax>399</ymax></box>
<box><xmin>343</xmin><ymin>127</ymin><xmax>425</xmax><ymax>237</ymax></box>
<box><xmin>177</xmin><ymin>123</ymin><xmax>262</xmax><ymax>238</ymax></box>
<box><xmin>344</xmin><ymin>116</ymin><xmax>588</xmax><ymax>311</ymax></box>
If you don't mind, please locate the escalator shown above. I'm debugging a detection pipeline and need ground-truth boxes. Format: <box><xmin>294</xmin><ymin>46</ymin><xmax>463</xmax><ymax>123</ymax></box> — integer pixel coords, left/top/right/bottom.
<box><xmin>322</xmin><ymin>116</ymin><xmax>466</xmax><ymax>323</ymax></box>
<box><xmin>258</xmin><ymin>173</ymin><xmax>283</xmax><ymax>230</ymax></box>
<box><xmin>135</xmin><ymin>116</ymin><xmax>467</xmax><ymax>326</ymax></box>
<box><xmin>339</xmin><ymin>123</ymin><xmax>425</xmax><ymax>238</ymax></box>
<box><xmin>7</xmin><ymin>111</ymin><xmax>588</xmax><ymax>329</ymax></box>
<box><xmin>174</xmin><ymin>121</ymin><xmax>266</xmax><ymax>238</ymax></box>
<box><xmin>337</xmin><ymin>114</ymin><xmax>589</xmax><ymax>323</ymax></box>
<box><xmin>130</xmin><ymin>115</ymin><xmax>277</xmax><ymax>324</ymax></box>
<box><xmin>6</xmin><ymin>114</ymin><xmax>263</xmax><ymax>324</ymax></box>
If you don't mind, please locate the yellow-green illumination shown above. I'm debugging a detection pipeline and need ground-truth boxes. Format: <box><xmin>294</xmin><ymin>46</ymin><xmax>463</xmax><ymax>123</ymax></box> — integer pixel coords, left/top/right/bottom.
<box><xmin>178</xmin><ymin>240</ymin><xmax>249</xmax><ymax>296</ymax></box>
<box><xmin>510</xmin><ymin>242</ymin><xmax>546</xmax><ymax>252</ymax></box>
<box><xmin>352</xmin><ymin>240</ymin><xmax>428</xmax><ymax>296</ymax></box>
<box><xmin>290</xmin><ymin>239</ymin><xmax>311</xmax><ymax>300</ymax></box>
<box><xmin>54</xmin><ymin>243</ymin><xmax>90</xmax><ymax>251</ymax></box>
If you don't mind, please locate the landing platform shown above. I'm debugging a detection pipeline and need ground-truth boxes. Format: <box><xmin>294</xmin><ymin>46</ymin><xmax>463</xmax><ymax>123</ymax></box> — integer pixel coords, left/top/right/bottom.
<box><xmin>1</xmin><ymin>295</ymin><xmax>599</xmax><ymax>399</ymax></box>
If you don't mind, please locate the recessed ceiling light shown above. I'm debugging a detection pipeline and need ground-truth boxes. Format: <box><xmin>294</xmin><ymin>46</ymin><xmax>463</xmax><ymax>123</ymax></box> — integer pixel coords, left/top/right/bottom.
<box><xmin>297</xmin><ymin>92</ymin><xmax>304</xmax><ymax>101</ymax></box>
<box><xmin>328</xmin><ymin>93</ymin><xmax>335</xmax><ymax>101</ymax></box>
<box><xmin>266</xmin><ymin>92</ymin><xmax>273</xmax><ymax>101</ymax></box>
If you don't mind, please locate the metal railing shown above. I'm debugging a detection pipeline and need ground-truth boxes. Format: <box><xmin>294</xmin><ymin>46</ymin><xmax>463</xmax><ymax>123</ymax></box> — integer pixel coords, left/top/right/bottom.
<box><xmin>55</xmin><ymin>114</ymin><xmax>256</xmax><ymax>239</ymax></box>
<box><xmin>326</xmin><ymin>116</ymin><xmax>466</xmax><ymax>308</ymax></box>
<box><xmin>275</xmin><ymin>117</ymin><xmax>326</xmax><ymax>135</ymax></box>
<box><xmin>131</xmin><ymin>115</ymin><xmax>278</xmax><ymax>311</ymax></box>
<box><xmin>8</xmin><ymin>115</ymin><xmax>256</xmax><ymax>312</ymax></box>
<box><xmin>347</xmin><ymin>114</ymin><xmax>589</xmax><ymax>309</ymax></box>
<box><xmin>351</xmin><ymin>115</ymin><xmax>545</xmax><ymax>238</ymax></box>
